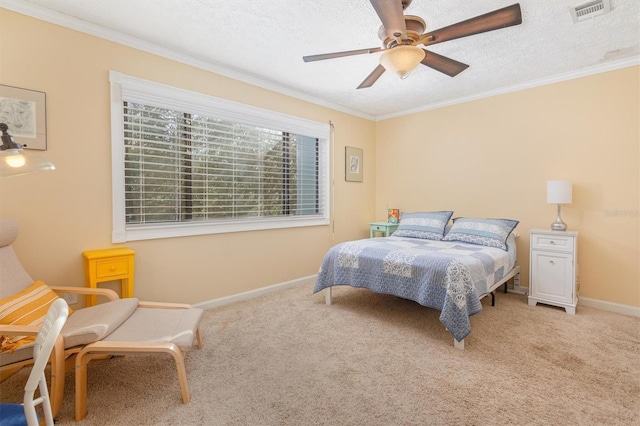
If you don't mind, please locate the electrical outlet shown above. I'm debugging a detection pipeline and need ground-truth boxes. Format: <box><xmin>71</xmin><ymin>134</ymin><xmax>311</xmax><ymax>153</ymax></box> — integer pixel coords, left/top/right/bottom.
<box><xmin>62</xmin><ymin>293</ymin><xmax>78</xmax><ymax>305</ymax></box>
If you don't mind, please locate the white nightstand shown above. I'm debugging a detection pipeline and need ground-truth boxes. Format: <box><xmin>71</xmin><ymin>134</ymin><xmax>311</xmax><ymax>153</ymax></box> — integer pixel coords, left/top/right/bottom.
<box><xmin>528</xmin><ymin>229</ymin><xmax>578</xmax><ymax>314</ymax></box>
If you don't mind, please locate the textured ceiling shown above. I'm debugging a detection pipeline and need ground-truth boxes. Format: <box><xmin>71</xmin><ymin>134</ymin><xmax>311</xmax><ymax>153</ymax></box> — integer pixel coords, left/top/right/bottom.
<box><xmin>3</xmin><ymin>0</ymin><xmax>640</xmax><ymax>119</ymax></box>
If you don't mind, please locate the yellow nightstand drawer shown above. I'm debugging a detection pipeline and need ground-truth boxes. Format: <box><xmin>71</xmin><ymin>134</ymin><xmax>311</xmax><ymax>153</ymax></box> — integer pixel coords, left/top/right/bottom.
<box><xmin>95</xmin><ymin>258</ymin><xmax>130</xmax><ymax>279</ymax></box>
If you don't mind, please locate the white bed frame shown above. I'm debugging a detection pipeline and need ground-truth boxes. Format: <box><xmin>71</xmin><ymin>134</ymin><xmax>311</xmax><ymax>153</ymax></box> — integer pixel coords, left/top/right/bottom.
<box><xmin>323</xmin><ymin>265</ymin><xmax>521</xmax><ymax>350</ymax></box>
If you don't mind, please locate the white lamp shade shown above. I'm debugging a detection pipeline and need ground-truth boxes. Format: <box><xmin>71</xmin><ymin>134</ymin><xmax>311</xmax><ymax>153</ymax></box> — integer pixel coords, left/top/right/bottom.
<box><xmin>379</xmin><ymin>46</ymin><xmax>425</xmax><ymax>79</ymax></box>
<box><xmin>547</xmin><ymin>180</ymin><xmax>572</xmax><ymax>204</ymax></box>
<box><xmin>0</xmin><ymin>149</ymin><xmax>55</xmax><ymax>179</ymax></box>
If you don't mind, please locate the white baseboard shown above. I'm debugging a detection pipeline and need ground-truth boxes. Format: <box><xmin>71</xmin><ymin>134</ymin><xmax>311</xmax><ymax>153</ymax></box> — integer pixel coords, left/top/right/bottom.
<box><xmin>507</xmin><ymin>287</ymin><xmax>639</xmax><ymax>317</ymax></box>
<box><xmin>193</xmin><ymin>275</ymin><xmax>317</xmax><ymax>310</ymax></box>
<box><xmin>507</xmin><ymin>286</ymin><xmax>528</xmax><ymax>296</ymax></box>
<box><xmin>194</xmin><ymin>277</ymin><xmax>640</xmax><ymax>319</ymax></box>
<box><xmin>578</xmin><ymin>297</ymin><xmax>640</xmax><ymax>318</ymax></box>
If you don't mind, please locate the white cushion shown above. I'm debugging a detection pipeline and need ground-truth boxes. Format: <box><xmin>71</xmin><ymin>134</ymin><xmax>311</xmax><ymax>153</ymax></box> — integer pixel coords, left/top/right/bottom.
<box><xmin>104</xmin><ymin>307</ymin><xmax>203</xmax><ymax>351</ymax></box>
<box><xmin>62</xmin><ymin>298</ymin><xmax>139</xmax><ymax>348</ymax></box>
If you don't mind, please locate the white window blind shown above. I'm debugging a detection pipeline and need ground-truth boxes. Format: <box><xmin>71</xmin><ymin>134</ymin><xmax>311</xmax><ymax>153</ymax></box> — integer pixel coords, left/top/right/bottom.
<box><xmin>110</xmin><ymin>71</ymin><xmax>330</xmax><ymax>242</ymax></box>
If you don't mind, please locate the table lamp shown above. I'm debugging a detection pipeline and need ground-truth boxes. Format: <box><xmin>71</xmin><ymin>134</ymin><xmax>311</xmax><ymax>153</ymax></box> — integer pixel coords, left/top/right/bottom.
<box><xmin>547</xmin><ymin>180</ymin><xmax>572</xmax><ymax>231</ymax></box>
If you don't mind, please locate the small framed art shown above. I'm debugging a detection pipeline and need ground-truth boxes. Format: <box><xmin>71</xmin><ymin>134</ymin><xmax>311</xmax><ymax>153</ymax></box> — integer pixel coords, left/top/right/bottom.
<box><xmin>345</xmin><ymin>146</ymin><xmax>363</xmax><ymax>182</ymax></box>
<box><xmin>0</xmin><ymin>84</ymin><xmax>47</xmax><ymax>150</ymax></box>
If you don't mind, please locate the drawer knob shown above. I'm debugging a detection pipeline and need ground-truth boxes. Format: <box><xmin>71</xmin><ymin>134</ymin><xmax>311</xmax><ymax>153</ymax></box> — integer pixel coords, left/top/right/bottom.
<box><xmin>110</xmin><ymin>266</ymin><xmax>116</xmax><ymax>271</ymax></box>
<box><xmin>550</xmin><ymin>240</ymin><xmax>556</xmax><ymax>245</ymax></box>
<box><xmin>549</xmin><ymin>260</ymin><xmax>555</xmax><ymax>265</ymax></box>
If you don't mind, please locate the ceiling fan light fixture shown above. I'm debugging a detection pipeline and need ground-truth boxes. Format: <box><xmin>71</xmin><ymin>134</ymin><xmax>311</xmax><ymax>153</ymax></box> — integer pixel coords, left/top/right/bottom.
<box><xmin>379</xmin><ymin>45</ymin><xmax>425</xmax><ymax>79</ymax></box>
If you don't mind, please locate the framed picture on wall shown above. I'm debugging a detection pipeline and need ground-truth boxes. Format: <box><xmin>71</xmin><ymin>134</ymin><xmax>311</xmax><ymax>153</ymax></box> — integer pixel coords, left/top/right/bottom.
<box><xmin>345</xmin><ymin>146</ymin><xmax>363</xmax><ymax>182</ymax></box>
<box><xmin>0</xmin><ymin>84</ymin><xmax>47</xmax><ymax>150</ymax></box>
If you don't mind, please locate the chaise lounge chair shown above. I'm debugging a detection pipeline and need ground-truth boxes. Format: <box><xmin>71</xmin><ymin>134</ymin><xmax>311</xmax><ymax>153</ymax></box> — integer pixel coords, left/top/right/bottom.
<box><xmin>0</xmin><ymin>218</ymin><xmax>204</xmax><ymax>421</ymax></box>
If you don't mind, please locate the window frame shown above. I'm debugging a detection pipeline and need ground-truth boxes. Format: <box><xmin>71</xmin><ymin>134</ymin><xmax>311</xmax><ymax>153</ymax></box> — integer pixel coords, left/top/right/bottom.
<box><xmin>110</xmin><ymin>71</ymin><xmax>331</xmax><ymax>243</ymax></box>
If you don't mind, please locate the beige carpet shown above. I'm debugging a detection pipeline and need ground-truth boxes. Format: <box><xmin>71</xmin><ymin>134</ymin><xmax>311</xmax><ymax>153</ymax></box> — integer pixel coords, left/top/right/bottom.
<box><xmin>2</xmin><ymin>284</ymin><xmax>639</xmax><ymax>425</ymax></box>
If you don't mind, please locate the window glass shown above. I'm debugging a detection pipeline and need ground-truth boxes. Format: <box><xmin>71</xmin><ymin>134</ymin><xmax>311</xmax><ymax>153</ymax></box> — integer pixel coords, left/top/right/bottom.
<box><xmin>110</xmin><ymin>72</ymin><xmax>330</xmax><ymax>242</ymax></box>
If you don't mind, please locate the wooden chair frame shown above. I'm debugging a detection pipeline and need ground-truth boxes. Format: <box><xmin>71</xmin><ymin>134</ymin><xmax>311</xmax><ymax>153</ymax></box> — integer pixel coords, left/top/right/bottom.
<box><xmin>74</xmin><ymin>301</ymin><xmax>203</xmax><ymax>421</ymax></box>
<box><xmin>1</xmin><ymin>286</ymin><xmax>119</xmax><ymax>419</ymax></box>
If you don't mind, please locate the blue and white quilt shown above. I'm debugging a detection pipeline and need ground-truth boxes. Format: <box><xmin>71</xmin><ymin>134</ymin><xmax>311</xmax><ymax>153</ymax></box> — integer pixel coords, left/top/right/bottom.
<box><xmin>314</xmin><ymin>235</ymin><xmax>516</xmax><ymax>341</ymax></box>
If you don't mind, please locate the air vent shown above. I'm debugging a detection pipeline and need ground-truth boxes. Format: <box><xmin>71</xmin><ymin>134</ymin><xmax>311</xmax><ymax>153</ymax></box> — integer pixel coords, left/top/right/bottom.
<box><xmin>569</xmin><ymin>0</ymin><xmax>611</xmax><ymax>23</ymax></box>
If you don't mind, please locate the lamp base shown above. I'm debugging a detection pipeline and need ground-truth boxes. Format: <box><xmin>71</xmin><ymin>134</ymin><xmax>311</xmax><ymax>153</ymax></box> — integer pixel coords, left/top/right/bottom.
<box><xmin>551</xmin><ymin>215</ymin><xmax>567</xmax><ymax>232</ymax></box>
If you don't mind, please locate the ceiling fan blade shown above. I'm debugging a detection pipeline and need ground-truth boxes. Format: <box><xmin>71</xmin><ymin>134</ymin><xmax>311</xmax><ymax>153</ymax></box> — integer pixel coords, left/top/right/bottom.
<box><xmin>357</xmin><ymin>65</ymin><xmax>386</xmax><ymax>89</ymax></box>
<box><xmin>303</xmin><ymin>47</ymin><xmax>384</xmax><ymax>62</ymax></box>
<box><xmin>419</xmin><ymin>3</ymin><xmax>522</xmax><ymax>46</ymax></box>
<box><xmin>420</xmin><ymin>49</ymin><xmax>469</xmax><ymax>77</ymax></box>
<box><xmin>370</xmin><ymin>0</ymin><xmax>407</xmax><ymax>40</ymax></box>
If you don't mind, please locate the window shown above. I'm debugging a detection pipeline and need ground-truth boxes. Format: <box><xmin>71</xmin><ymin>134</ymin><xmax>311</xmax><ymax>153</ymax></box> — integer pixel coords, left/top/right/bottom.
<box><xmin>110</xmin><ymin>72</ymin><xmax>330</xmax><ymax>242</ymax></box>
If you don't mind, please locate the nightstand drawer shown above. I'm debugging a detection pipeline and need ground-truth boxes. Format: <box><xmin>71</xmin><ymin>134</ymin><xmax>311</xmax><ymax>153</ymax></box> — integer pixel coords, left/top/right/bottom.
<box><xmin>369</xmin><ymin>222</ymin><xmax>399</xmax><ymax>238</ymax></box>
<box><xmin>95</xmin><ymin>258</ymin><xmax>129</xmax><ymax>278</ymax></box>
<box><xmin>531</xmin><ymin>233</ymin><xmax>574</xmax><ymax>252</ymax></box>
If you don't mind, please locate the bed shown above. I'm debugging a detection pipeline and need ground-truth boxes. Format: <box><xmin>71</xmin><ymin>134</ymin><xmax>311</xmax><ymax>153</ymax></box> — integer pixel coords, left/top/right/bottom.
<box><xmin>314</xmin><ymin>213</ymin><xmax>521</xmax><ymax>349</ymax></box>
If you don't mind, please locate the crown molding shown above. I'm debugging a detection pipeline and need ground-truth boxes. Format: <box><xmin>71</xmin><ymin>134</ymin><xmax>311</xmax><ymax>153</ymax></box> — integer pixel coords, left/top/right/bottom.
<box><xmin>2</xmin><ymin>0</ymin><xmax>637</xmax><ymax>122</ymax></box>
<box><xmin>379</xmin><ymin>56</ymin><xmax>640</xmax><ymax>120</ymax></box>
<box><xmin>0</xmin><ymin>0</ymin><xmax>376</xmax><ymax>121</ymax></box>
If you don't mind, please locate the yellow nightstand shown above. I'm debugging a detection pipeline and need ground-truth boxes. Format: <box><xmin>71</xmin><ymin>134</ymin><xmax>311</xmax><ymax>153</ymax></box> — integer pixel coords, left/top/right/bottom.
<box><xmin>369</xmin><ymin>222</ymin><xmax>399</xmax><ymax>238</ymax></box>
<box><xmin>82</xmin><ymin>248</ymin><xmax>135</xmax><ymax>306</ymax></box>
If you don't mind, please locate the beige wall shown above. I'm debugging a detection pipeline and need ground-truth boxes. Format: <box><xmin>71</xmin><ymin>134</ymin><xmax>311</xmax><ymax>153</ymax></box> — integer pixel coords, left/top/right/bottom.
<box><xmin>1</xmin><ymin>9</ymin><xmax>638</xmax><ymax>309</ymax></box>
<box><xmin>0</xmin><ymin>10</ymin><xmax>376</xmax><ymax>304</ymax></box>
<box><xmin>375</xmin><ymin>66</ymin><xmax>640</xmax><ymax>307</ymax></box>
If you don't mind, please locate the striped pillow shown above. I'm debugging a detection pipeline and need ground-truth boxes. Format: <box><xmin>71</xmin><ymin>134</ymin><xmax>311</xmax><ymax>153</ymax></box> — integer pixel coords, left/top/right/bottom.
<box><xmin>393</xmin><ymin>211</ymin><xmax>454</xmax><ymax>240</ymax></box>
<box><xmin>442</xmin><ymin>218</ymin><xmax>519</xmax><ymax>251</ymax></box>
<box><xmin>0</xmin><ymin>280</ymin><xmax>64</xmax><ymax>350</ymax></box>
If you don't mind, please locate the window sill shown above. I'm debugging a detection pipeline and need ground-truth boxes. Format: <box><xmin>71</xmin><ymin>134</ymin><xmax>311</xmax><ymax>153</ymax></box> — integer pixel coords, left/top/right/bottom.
<box><xmin>113</xmin><ymin>216</ymin><xmax>330</xmax><ymax>242</ymax></box>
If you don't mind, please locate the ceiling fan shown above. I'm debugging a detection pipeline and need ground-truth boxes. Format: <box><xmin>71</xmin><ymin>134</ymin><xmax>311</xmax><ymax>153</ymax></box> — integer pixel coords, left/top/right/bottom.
<box><xmin>303</xmin><ymin>1</ymin><xmax>522</xmax><ymax>89</ymax></box>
